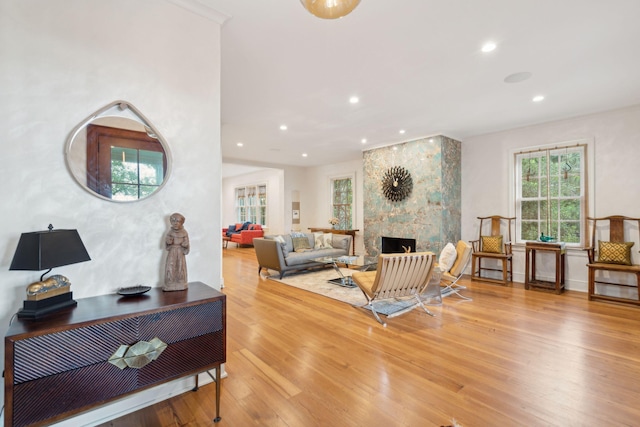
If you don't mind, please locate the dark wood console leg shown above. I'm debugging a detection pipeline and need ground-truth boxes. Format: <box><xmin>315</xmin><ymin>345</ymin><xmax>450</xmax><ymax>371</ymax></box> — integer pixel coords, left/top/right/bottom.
<box><xmin>214</xmin><ymin>366</ymin><xmax>222</xmax><ymax>423</ymax></box>
<box><xmin>192</xmin><ymin>374</ymin><xmax>200</xmax><ymax>391</ymax></box>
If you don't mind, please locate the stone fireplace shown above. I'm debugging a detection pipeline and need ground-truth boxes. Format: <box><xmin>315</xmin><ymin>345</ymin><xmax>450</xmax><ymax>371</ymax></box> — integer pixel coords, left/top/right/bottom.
<box><xmin>363</xmin><ymin>135</ymin><xmax>461</xmax><ymax>256</ymax></box>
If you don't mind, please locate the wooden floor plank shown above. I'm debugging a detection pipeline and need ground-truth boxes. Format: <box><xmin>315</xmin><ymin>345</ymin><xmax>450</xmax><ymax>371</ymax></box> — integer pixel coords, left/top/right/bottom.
<box><xmin>98</xmin><ymin>245</ymin><xmax>640</xmax><ymax>426</ymax></box>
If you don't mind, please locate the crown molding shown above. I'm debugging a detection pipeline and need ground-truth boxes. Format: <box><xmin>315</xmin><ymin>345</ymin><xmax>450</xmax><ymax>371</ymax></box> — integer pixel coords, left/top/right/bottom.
<box><xmin>166</xmin><ymin>0</ymin><xmax>230</xmax><ymax>24</ymax></box>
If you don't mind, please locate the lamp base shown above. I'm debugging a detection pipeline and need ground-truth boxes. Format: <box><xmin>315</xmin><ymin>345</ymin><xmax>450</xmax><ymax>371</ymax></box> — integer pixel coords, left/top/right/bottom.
<box><xmin>17</xmin><ymin>291</ymin><xmax>77</xmax><ymax>319</ymax></box>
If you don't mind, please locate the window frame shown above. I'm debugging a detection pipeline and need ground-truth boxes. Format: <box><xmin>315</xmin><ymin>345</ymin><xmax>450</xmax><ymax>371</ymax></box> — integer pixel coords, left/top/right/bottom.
<box><xmin>510</xmin><ymin>139</ymin><xmax>594</xmax><ymax>248</ymax></box>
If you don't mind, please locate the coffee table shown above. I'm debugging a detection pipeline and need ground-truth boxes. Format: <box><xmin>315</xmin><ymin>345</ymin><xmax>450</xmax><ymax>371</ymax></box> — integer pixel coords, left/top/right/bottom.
<box><xmin>313</xmin><ymin>255</ymin><xmax>378</xmax><ymax>288</ymax></box>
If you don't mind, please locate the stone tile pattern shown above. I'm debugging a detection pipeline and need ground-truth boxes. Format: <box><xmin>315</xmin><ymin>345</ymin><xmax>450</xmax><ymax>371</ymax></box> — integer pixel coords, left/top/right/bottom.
<box><xmin>363</xmin><ymin>135</ymin><xmax>461</xmax><ymax>257</ymax></box>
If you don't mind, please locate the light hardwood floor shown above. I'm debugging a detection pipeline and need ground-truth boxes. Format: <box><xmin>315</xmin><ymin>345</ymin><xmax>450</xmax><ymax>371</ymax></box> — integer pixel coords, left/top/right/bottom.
<box><xmin>100</xmin><ymin>246</ymin><xmax>640</xmax><ymax>426</ymax></box>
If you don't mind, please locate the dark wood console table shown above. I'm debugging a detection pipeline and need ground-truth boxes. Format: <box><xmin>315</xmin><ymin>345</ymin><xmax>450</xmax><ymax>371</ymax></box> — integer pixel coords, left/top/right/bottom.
<box><xmin>4</xmin><ymin>282</ymin><xmax>226</xmax><ymax>427</ymax></box>
<box><xmin>308</xmin><ymin>228</ymin><xmax>359</xmax><ymax>255</ymax></box>
<box><xmin>525</xmin><ymin>241</ymin><xmax>566</xmax><ymax>294</ymax></box>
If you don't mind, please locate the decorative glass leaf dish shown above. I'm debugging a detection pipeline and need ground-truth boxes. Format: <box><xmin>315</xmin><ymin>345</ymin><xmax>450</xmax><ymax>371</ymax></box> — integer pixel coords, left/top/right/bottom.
<box><xmin>117</xmin><ymin>285</ymin><xmax>152</xmax><ymax>296</ymax></box>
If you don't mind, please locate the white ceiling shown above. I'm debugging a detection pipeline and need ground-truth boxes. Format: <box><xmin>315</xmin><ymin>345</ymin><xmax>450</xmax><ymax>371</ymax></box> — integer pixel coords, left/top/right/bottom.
<box><xmin>203</xmin><ymin>0</ymin><xmax>640</xmax><ymax>168</ymax></box>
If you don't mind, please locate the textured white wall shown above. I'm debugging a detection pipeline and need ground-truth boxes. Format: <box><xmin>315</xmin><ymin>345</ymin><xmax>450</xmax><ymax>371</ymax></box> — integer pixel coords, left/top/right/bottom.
<box><xmin>462</xmin><ymin>105</ymin><xmax>640</xmax><ymax>290</ymax></box>
<box><xmin>0</xmin><ymin>0</ymin><xmax>223</xmax><ymax>420</ymax></box>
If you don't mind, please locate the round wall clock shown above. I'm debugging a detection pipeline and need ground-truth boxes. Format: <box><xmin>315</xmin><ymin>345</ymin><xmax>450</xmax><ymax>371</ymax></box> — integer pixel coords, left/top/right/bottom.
<box><xmin>381</xmin><ymin>166</ymin><xmax>413</xmax><ymax>202</ymax></box>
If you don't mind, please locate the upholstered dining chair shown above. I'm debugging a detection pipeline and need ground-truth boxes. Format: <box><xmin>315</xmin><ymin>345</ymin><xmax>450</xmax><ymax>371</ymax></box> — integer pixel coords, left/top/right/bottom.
<box><xmin>351</xmin><ymin>252</ymin><xmax>436</xmax><ymax>327</ymax></box>
<box><xmin>471</xmin><ymin>215</ymin><xmax>515</xmax><ymax>286</ymax></box>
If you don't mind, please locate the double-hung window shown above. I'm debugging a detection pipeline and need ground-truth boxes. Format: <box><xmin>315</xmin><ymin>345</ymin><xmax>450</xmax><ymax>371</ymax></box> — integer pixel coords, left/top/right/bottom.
<box><xmin>235</xmin><ymin>184</ymin><xmax>267</xmax><ymax>225</ymax></box>
<box><xmin>331</xmin><ymin>177</ymin><xmax>353</xmax><ymax>230</ymax></box>
<box><xmin>515</xmin><ymin>143</ymin><xmax>588</xmax><ymax>247</ymax></box>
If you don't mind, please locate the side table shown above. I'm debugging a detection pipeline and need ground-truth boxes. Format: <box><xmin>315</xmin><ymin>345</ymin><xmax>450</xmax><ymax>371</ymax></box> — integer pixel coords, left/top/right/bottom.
<box><xmin>525</xmin><ymin>241</ymin><xmax>566</xmax><ymax>294</ymax></box>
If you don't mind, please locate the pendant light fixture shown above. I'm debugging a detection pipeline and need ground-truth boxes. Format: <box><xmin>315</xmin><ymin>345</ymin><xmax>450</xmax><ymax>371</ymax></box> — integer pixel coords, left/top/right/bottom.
<box><xmin>300</xmin><ymin>0</ymin><xmax>361</xmax><ymax>19</ymax></box>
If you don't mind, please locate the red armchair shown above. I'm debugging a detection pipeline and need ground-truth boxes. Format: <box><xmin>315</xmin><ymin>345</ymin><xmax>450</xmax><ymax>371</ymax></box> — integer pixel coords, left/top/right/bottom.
<box><xmin>222</xmin><ymin>223</ymin><xmax>264</xmax><ymax>247</ymax></box>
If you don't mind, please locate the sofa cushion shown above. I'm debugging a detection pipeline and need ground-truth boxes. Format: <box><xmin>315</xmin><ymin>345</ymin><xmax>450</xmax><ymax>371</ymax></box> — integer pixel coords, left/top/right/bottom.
<box><xmin>273</xmin><ymin>235</ymin><xmax>289</xmax><ymax>256</ymax></box>
<box><xmin>320</xmin><ymin>233</ymin><xmax>333</xmax><ymax>249</ymax></box>
<box><xmin>332</xmin><ymin>234</ymin><xmax>350</xmax><ymax>251</ymax></box>
<box><xmin>292</xmin><ymin>236</ymin><xmax>312</xmax><ymax>252</ymax></box>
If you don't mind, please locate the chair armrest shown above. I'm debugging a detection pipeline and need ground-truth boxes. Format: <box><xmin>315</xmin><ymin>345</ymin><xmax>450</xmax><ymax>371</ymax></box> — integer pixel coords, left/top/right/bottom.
<box><xmin>584</xmin><ymin>246</ymin><xmax>595</xmax><ymax>263</ymax></box>
<box><xmin>504</xmin><ymin>241</ymin><xmax>513</xmax><ymax>255</ymax></box>
<box><xmin>470</xmin><ymin>239</ymin><xmax>480</xmax><ymax>252</ymax></box>
<box><xmin>254</xmin><ymin>238</ymin><xmax>285</xmax><ymax>271</ymax></box>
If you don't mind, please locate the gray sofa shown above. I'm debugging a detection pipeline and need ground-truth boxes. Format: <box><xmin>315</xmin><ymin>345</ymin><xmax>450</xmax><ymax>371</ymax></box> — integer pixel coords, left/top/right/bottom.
<box><xmin>254</xmin><ymin>232</ymin><xmax>352</xmax><ymax>278</ymax></box>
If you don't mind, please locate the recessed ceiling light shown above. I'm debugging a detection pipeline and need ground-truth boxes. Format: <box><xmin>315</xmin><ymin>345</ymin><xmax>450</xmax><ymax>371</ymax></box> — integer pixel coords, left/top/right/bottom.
<box><xmin>481</xmin><ymin>42</ymin><xmax>497</xmax><ymax>53</ymax></box>
<box><xmin>399</xmin><ymin>129</ymin><xmax>406</xmax><ymax>134</ymax></box>
<box><xmin>349</xmin><ymin>96</ymin><xmax>359</xmax><ymax>104</ymax></box>
<box><xmin>428</xmin><ymin>138</ymin><xmax>434</xmax><ymax>143</ymax></box>
<box><xmin>361</xmin><ymin>138</ymin><xmax>367</xmax><ymax>144</ymax></box>
<box><xmin>302</xmin><ymin>153</ymin><xmax>308</xmax><ymax>157</ymax></box>
<box><xmin>392</xmin><ymin>146</ymin><xmax>398</xmax><ymax>151</ymax></box>
<box><xmin>236</xmin><ymin>142</ymin><xmax>243</xmax><ymax>147</ymax></box>
<box><xmin>532</xmin><ymin>95</ymin><xmax>545</xmax><ymax>102</ymax></box>
<box><xmin>280</xmin><ymin>124</ymin><xmax>288</xmax><ymax>130</ymax></box>
<box><xmin>504</xmin><ymin>71</ymin><xmax>532</xmax><ymax>83</ymax></box>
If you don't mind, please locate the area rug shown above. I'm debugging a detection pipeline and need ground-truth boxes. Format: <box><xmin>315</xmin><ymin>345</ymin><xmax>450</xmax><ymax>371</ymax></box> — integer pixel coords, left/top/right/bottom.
<box><xmin>265</xmin><ymin>267</ymin><xmax>367</xmax><ymax>306</ymax></box>
<box><xmin>265</xmin><ymin>268</ymin><xmax>445</xmax><ymax>316</ymax></box>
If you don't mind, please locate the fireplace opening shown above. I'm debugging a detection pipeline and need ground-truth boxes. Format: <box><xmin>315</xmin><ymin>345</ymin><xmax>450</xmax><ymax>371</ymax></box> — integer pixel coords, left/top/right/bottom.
<box><xmin>381</xmin><ymin>236</ymin><xmax>416</xmax><ymax>254</ymax></box>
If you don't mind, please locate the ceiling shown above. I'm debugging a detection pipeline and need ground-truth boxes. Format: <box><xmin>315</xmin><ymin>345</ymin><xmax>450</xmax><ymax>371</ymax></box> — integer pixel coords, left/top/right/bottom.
<box><xmin>204</xmin><ymin>0</ymin><xmax>640</xmax><ymax>169</ymax></box>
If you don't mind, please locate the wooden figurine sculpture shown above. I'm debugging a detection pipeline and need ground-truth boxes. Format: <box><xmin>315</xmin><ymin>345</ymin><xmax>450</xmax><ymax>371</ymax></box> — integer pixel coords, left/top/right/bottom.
<box><xmin>163</xmin><ymin>213</ymin><xmax>190</xmax><ymax>291</ymax></box>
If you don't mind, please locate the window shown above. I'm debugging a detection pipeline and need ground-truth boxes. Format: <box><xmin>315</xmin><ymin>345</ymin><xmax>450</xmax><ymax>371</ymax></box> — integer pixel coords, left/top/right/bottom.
<box><xmin>235</xmin><ymin>184</ymin><xmax>267</xmax><ymax>225</ymax></box>
<box><xmin>514</xmin><ymin>143</ymin><xmax>587</xmax><ymax>247</ymax></box>
<box><xmin>87</xmin><ymin>124</ymin><xmax>167</xmax><ymax>201</ymax></box>
<box><xmin>331</xmin><ymin>177</ymin><xmax>353</xmax><ymax>229</ymax></box>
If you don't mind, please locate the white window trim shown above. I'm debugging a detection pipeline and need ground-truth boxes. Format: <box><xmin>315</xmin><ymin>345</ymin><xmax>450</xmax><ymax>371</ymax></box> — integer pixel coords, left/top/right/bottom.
<box><xmin>508</xmin><ymin>138</ymin><xmax>595</xmax><ymax>248</ymax></box>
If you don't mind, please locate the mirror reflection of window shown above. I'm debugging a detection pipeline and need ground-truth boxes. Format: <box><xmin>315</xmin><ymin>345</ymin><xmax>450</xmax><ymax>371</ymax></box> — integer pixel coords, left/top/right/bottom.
<box><xmin>110</xmin><ymin>146</ymin><xmax>164</xmax><ymax>201</ymax></box>
<box><xmin>87</xmin><ymin>124</ymin><xmax>167</xmax><ymax>200</ymax></box>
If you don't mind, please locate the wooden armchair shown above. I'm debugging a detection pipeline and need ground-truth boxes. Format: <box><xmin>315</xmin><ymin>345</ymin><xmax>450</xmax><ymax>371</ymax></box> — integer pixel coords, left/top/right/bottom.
<box><xmin>471</xmin><ymin>215</ymin><xmax>515</xmax><ymax>285</ymax></box>
<box><xmin>586</xmin><ymin>216</ymin><xmax>640</xmax><ymax>305</ymax></box>
<box><xmin>351</xmin><ymin>252</ymin><xmax>436</xmax><ymax>327</ymax></box>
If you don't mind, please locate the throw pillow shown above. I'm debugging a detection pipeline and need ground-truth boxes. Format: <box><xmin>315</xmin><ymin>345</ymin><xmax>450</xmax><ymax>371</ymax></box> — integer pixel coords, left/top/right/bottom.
<box><xmin>449</xmin><ymin>240</ymin><xmax>472</xmax><ymax>277</ymax></box>
<box><xmin>313</xmin><ymin>232</ymin><xmax>324</xmax><ymax>249</ymax></box>
<box><xmin>225</xmin><ymin>224</ymin><xmax>236</xmax><ymax>237</ymax></box>
<box><xmin>481</xmin><ymin>235</ymin><xmax>503</xmax><ymax>253</ymax></box>
<box><xmin>598</xmin><ymin>240</ymin><xmax>634</xmax><ymax>265</ymax></box>
<box><xmin>321</xmin><ymin>233</ymin><xmax>333</xmax><ymax>249</ymax></box>
<box><xmin>333</xmin><ymin>235</ymin><xmax>349</xmax><ymax>250</ymax></box>
<box><xmin>292</xmin><ymin>236</ymin><xmax>312</xmax><ymax>252</ymax></box>
<box><xmin>241</xmin><ymin>221</ymin><xmax>251</xmax><ymax>230</ymax></box>
<box><xmin>235</xmin><ymin>223</ymin><xmax>243</xmax><ymax>231</ymax></box>
<box><xmin>438</xmin><ymin>242</ymin><xmax>457</xmax><ymax>273</ymax></box>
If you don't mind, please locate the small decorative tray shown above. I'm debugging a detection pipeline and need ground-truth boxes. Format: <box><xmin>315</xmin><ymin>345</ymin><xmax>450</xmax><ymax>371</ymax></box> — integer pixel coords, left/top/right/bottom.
<box><xmin>117</xmin><ymin>285</ymin><xmax>152</xmax><ymax>296</ymax></box>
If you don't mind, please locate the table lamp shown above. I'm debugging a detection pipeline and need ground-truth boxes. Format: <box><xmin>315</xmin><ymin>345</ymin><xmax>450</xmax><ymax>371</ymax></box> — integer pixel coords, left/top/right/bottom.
<box><xmin>9</xmin><ymin>224</ymin><xmax>91</xmax><ymax>319</ymax></box>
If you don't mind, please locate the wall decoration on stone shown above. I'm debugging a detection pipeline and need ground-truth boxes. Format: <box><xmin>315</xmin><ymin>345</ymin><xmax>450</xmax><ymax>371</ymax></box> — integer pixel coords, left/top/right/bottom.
<box><xmin>381</xmin><ymin>166</ymin><xmax>413</xmax><ymax>202</ymax></box>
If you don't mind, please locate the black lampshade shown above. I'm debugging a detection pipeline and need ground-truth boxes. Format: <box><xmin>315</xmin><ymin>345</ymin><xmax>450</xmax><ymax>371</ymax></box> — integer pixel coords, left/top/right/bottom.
<box><xmin>10</xmin><ymin>228</ymin><xmax>91</xmax><ymax>271</ymax></box>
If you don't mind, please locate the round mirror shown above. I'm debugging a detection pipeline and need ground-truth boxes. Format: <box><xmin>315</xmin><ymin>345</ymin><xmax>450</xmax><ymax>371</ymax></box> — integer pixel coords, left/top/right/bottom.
<box><xmin>65</xmin><ymin>101</ymin><xmax>172</xmax><ymax>202</ymax></box>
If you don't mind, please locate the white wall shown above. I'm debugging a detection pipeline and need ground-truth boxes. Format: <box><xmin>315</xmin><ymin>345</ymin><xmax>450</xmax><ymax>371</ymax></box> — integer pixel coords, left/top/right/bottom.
<box><xmin>462</xmin><ymin>105</ymin><xmax>640</xmax><ymax>290</ymax></box>
<box><xmin>0</xmin><ymin>0</ymin><xmax>224</xmax><ymax>424</ymax></box>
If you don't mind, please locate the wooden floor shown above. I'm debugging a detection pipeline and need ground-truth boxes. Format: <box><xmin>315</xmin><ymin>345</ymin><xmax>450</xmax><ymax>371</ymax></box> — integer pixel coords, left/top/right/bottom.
<box><xmin>101</xmin><ymin>246</ymin><xmax>640</xmax><ymax>426</ymax></box>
